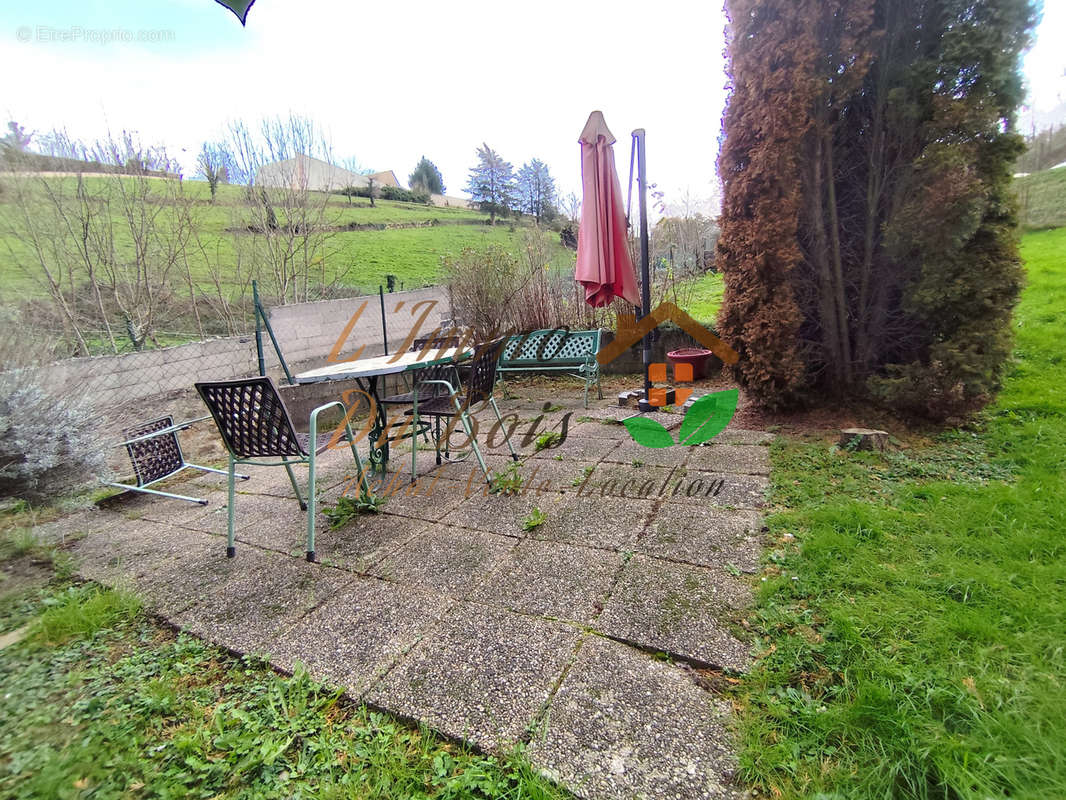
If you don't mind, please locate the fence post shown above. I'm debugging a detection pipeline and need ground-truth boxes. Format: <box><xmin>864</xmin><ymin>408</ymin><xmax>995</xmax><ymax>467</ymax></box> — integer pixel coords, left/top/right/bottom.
<box><xmin>253</xmin><ymin>280</ymin><xmax>266</xmax><ymax>377</ymax></box>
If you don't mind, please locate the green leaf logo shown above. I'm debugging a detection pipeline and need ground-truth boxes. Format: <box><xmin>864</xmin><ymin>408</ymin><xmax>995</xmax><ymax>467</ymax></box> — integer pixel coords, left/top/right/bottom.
<box><xmin>623</xmin><ymin>389</ymin><xmax>738</xmax><ymax>448</ymax></box>
<box><xmin>677</xmin><ymin>390</ymin><xmax>739</xmax><ymax>446</ymax></box>
<box><xmin>622</xmin><ymin>416</ymin><xmax>675</xmax><ymax>448</ymax></box>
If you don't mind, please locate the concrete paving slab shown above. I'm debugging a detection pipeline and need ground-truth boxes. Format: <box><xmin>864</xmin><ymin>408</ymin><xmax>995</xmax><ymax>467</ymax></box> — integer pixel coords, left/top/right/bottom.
<box><xmin>132</xmin><ymin>535</ymin><xmax>271</xmax><ymax>616</ymax></box>
<box><xmin>440</xmin><ymin>491</ymin><xmax>561</xmax><ymax>537</ymax></box>
<box><xmin>72</xmin><ymin>518</ymin><xmax>189</xmax><ymax>581</ymax></box>
<box><xmin>74</xmin><ymin>523</ymin><xmax>245</xmax><ymax>616</ymax></box>
<box><xmin>117</xmin><ymin>489</ymin><xmax>225</xmax><ymax>527</ymax></box>
<box><xmin>526</xmin><ymin>496</ymin><xmax>653</xmax><ymax>551</ymax></box>
<box><xmin>528</xmin><ymin>636</ymin><xmax>742</xmax><ymax>800</ymax></box>
<box><xmin>172</xmin><ymin>550</ymin><xmax>354</xmax><ymax>655</ymax></box>
<box><xmin>312</xmin><ymin>513</ymin><xmax>428</xmax><ymax>573</ymax></box>
<box><xmin>522</xmin><ymin>458</ymin><xmax>602</xmax><ymax>495</ymax></box>
<box><xmin>267</xmin><ymin>576</ymin><xmax>453</xmax><ymax>696</ymax></box>
<box><xmin>685</xmin><ymin>444</ymin><xmax>771</xmax><ymax>476</ymax></box>
<box><xmin>367</xmin><ymin>477</ymin><xmax>472</xmax><ymax>523</ymax></box>
<box><xmin>365</xmin><ymin>603</ymin><xmax>581</xmax><ymax>751</ymax></box>
<box><xmin>33</xmin><ymin>505</ymin><xmax>132</xmax><ymax>546</ymax></box>
<box><xmin>597</xmin><ymin>555</ymin><xmax>752</xmax><ymax>672</ymax></box>
<box><xmin>177</xmin><ymin>493</ymin><xmax>281</xmax><ymax>538</ymax></box>
<box><xmin>468</xmin><ymin>539</ymin><xmax>623</xmax><ymax>624</ymax></box>
<box><xmin>560</xmin><ymin>420</ymin><xmax>627</xmax><ymax>440</ymax></box>
<box><xmin>637</xmin><ymin>505</ymin><xmax>765</xmax><ymax>573</ymax></box>
<box><xmin>600</xmin><ymin>437</ymin><xmax>690</xmax><ymax>468</ymax></box>
<box><xmin>368</xmin><ymin>525</ymin><xmax>518</xmax><ymax>599</ymax></box>
<box><xmin>429</xmin><ymin>452</ymin><xmax>521</xmax><ymax>483</ymax></box>
<box><xmin>526</xmin><ymin>434</ymin><xmax>619</xmax><ymax>462</ymax></box>
<box><xmin>715</xmin><ymin>428</ymin><xmax>775</xmax><ymax>446</ymax></box>
<box><xmin>663</xmin><ymin>472</ymin><xmax>769</xmax><ymax>510</ymax></box>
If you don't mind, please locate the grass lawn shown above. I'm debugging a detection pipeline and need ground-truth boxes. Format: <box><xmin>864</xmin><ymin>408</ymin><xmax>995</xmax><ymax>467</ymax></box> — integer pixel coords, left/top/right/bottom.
<box><xmin>679</xmin><ymin>269</ymin><xmax>725</xmax><ymax>325</ymax></box>
<box><xmin>0</xmin><ymin>176</ymin><xmax>572</xmax><ymax>300</ymax></box>
<box><xmin>0</xmin><ymin>530</ymin><xmax>568</xmax><ymax>799</ymax></box>
<box><xmin>738</xmin><ymin>227</ymin><xmax>1066</xmax><ymax>798</ymax></box>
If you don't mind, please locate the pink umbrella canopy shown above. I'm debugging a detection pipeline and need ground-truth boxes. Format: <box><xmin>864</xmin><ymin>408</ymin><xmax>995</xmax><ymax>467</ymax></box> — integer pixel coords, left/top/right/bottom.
<box><xmin>575</xmin><ymin>111</ymin><xmax>641</xmax><ymax>308</ymax></box>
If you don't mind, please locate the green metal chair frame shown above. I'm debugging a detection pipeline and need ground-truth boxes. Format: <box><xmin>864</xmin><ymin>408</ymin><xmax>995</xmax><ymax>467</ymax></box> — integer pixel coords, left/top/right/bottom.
<box><xmin>106</xmin><ymin>415</ymin><xmax>249</xmax><ymax>505</ymax></box>
<box><xmin>194</xmin><ymin>376</ymin><xmax>371</xmax><ymax>562</ymax></box>
<box><xmin>405</xmin><ymin>338</ymin><xmax>519</xmax><ymax>484</ymax></box>
<box><xmin>496</xmin><ymin>328</ymin><xmax>604</xmax><ymax>408</ymax></box>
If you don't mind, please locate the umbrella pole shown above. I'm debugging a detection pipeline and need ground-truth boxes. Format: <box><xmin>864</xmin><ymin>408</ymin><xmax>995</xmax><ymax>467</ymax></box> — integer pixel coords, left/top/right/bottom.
<box><xmin>633</xmin><ymin>128</ymin><xmax>653</xmax><ymax>412</ymax></box>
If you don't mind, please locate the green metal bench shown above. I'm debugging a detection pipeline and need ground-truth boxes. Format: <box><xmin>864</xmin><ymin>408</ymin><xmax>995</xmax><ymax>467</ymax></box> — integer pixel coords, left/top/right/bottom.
<box><xmin>497</xmin><ymin>328</ymin><xmax>603</xmax><ymax>408</ymax></box>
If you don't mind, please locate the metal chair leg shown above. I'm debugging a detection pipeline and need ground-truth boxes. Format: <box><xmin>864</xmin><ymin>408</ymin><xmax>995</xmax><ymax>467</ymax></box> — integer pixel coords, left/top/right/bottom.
<box><xmin>282</xmin><ymin>458</ymin><xmax>306</xmax><ymax>511</ymax></box>
<box><xmin>489</xmin><ymin>397</ymin><xmax>520</xmax><ymax>462</ymax></box>
<box><xmin>454</xmin><ymin>398</ymin><xmax>489</xmax><ymax>482</ymax></box>
<box><xmin>226</xmin><ymin>455</ymin><xmax>237</xmax><ymax>558</ymax></box>
<box><xmin>344</xmin><ymin>422</ymin><xmax>371</xmax><ymax>500</ymax></box>
<box><xmin>306</xmin><ymin>443</ymin><xmax>317</xmax><ymax>563</ymax></box>
<box><xmin>411</xmin><ymin>390</ymin><xmax>419</xmax><ymax>484</ymax></box>
<box><xmin>189</xmin><ymin>463</ymin><xmax>250</xmax><ymax>481</ymax></box>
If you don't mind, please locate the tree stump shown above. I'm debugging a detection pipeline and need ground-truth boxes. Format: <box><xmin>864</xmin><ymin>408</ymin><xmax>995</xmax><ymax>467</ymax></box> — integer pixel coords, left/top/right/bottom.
<box><xmin>839</xmin><ymin>428</ymin><xmax>889</xmax><ymax>452</ymax></box>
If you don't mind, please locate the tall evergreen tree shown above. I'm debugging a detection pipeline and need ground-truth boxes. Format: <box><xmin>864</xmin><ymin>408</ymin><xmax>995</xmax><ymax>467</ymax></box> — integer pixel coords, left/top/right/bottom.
<box><xmin>516</xmin><ymin>159</ymin><xmax>557</xmax><ymax>223</ymax></box>
<box><xmin>717</xmin><ymin>0</ymin><xmax>1037</xmax><ymax>418</ymax></box>
<box><xmin>465</xmin><ymin>143</ymin><xmax>516</xmax><ymax>224</ymax></box>
<box><xmin>408</xmin><ymin>156</ymin><xmax>445</xmax><ymax>195</ymax></box>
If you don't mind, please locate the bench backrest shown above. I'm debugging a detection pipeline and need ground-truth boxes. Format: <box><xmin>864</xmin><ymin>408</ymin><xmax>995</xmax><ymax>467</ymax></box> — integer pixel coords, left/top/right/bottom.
<box><xmin>499</xmin><ymin>329</ymin><xmax>601</xmax><ymax>366</ymax></box>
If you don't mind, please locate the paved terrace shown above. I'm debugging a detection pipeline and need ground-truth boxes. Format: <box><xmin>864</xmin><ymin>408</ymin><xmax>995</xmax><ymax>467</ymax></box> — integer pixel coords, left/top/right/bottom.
<box><xmin>51</xmin><ymin>389</ymin><xmax>772</xmax><ymax>799</ymax></box>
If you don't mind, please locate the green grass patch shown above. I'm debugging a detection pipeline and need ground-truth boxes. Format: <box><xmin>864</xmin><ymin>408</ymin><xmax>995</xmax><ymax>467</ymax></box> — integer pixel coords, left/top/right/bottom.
<box><xmin>678</xmin><ymin>270</ymin><xmax>725</xmax><ymax>325</ymax></box>
<box><xmin>29</xmin><ymin>583</ymin><xmax>141</xmax><ymax>646</ymax></box>
<box><xmin>0</xmin><ymin>570</ymin><xmax>568</xmax><ymax>799</ymax></box>
<box><xmin>737</xmin><ymin>227</ymin><xmax>1066</xmax><ymax>798</ymax></box>
<box><xmin>0</xmin><ymin>175</ymin><xmax>574</xmax><ymax>301</ymax></box>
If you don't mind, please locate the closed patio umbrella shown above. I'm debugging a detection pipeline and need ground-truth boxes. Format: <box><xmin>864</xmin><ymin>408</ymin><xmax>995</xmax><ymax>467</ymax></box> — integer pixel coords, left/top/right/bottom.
<box><xmin>575</xmin><ymin>111</ymin><xmax>641</xmax><ymax>308</ymax></box>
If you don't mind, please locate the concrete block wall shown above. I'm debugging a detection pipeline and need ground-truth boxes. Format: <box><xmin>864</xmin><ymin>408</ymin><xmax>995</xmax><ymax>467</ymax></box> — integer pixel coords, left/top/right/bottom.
<box><xmin>266</xmin><ymin>286</ymin><xmax>450</xmax><ymax>370</ymax></box>
<box><xmin>17</xmin><ymin>335</ymin><xmax>259</xmax><ymax>411</ymax></box>
<box><xmin>9</xmin><ymin>287</ymin><xmax>451</xmax><ymax>428</ymax></box>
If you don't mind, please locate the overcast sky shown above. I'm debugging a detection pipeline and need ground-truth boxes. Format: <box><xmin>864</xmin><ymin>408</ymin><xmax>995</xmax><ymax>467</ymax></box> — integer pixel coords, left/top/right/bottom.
<box><xmin>2</xmin><ymin>0</ymin><xmax>1064</xmax><ymax>210</ymax></box>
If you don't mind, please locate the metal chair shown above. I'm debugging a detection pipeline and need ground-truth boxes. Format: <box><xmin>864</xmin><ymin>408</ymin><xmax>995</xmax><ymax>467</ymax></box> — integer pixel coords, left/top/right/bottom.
<box><xmin>107</xmin><ymin>415</ymin><xmax>248</xmax><ymax>505</ymax></box>
<box><xmin>194</xmin><ymin>376</ymin><xmax>371</xmax><ymax>562</ymax></box>
<box><xmin>405</xmin><ymin>338</ymin><xmax>519</xmax><ymax>484</ymax></box>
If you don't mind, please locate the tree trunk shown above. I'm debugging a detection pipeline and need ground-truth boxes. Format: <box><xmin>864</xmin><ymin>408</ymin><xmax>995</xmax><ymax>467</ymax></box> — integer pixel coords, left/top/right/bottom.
<box><xmin>808</xmin><ymin>133</ymin><xmax>846</xmax><ymax>389</ymax></box>
<box><xmin>823</xmin><ymin>129</ymin><xmax>853</xmax><ymax>386</ymax></box>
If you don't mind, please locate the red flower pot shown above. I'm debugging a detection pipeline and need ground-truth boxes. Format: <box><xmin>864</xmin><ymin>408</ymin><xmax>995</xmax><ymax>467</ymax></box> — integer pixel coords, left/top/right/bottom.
<box><xmin>667</xmin><ymin>347</ymin><xmax>715</xmax><ymax>380</ymax></box>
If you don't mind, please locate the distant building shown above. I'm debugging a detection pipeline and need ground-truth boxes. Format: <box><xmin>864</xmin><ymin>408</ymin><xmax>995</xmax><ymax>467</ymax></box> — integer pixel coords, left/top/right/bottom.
<box><xmin>255</xmin><ymin>154</ymin><xmax>399</xmax><ymax>192</ymax></box>
<box><xmin>369</xmin><ymin>170</ymin><xmax>400</xmax><ymax>188</ymax></box>
<box><xmin>430</xmin><ymin>193</ymin><xmax>474</xmax><ymax>209</ymax></box>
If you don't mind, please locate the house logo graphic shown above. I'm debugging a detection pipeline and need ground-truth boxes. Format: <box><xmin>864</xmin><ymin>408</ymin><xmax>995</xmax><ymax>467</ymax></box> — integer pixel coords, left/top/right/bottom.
<box><xmin>597</xmin><ymin>302</ymin><xmax>742</xmax><ymax>449</ymax></box>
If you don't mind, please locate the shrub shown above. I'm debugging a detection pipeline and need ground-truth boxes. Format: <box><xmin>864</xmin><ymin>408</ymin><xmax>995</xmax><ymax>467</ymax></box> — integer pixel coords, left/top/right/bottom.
<box><xmin>717</xmin><ymin>0</ymin><xmax>1034</xmax><ymax>417</ymax></box>
<box><xmin>379</xmin><ymin>186</ymin><xmax>430</xmax><ymax>204</ymax></box>
<box><xmin>339</xmin><ymin>185</ymin><xmax>430</xmax><ymax>204</ymax></box>
<box><xmin>0</xmin><ymin>375</ymin><xmax>110</xmax><ymax>502</ymax></box>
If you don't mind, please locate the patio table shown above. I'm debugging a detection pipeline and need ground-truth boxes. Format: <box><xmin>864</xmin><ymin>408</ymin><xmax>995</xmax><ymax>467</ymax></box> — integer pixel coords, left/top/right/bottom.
<box><xmin>294</xmin><ymin>348</ymin><xmax>469</xmax><ymax>473</ymax></box>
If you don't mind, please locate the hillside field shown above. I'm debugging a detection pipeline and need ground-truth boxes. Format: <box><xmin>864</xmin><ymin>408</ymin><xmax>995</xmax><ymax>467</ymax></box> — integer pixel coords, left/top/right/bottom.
<box><xmin>0</xmin><ymin>177</ymin><xmax>575</xmax><ymax>301</ymax></box>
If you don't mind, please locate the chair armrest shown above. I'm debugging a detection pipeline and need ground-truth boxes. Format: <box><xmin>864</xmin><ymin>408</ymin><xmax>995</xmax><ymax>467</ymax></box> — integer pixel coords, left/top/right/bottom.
<box><xmin>412</xmin><ymin>379</ymin><xmax>458</xmax><ymax>401</ymax></box>
<box><xmin>309</xmin><ymin>400</ymin><xmax>346</xmax><ymax>425</ymax></box>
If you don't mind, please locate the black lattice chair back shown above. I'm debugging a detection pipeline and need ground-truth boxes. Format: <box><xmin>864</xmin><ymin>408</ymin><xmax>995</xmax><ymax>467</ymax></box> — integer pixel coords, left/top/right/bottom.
<box><xmin>195</xmin><ymin>377</ymin><xmax>305</xmax><ymax>459</ymax></box>
<box><xmin>465</xmin><ymin>338</ymin><xmax>507</xmax><ymax>405</ymax></box>
<box><xmin>416</xmin><ymin>362</ymin><xmax>455</xmax><ymax>394</ymax></box>
<box><xmin>124</xmin><ymin>416</ymin><xmax>184</xmax><ymax>486</ymax></box>
<box><xmin>411</xmin><ymin>330</ymin><xmax>464</xmax><ymax>353</ymax></box>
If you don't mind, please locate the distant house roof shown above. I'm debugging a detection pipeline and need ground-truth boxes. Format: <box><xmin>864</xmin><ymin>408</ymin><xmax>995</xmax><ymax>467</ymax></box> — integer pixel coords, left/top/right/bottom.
<box><xmin>255</xmin><ymin>155</ymin><xmax>401</xmax><ymax>192</ymax></box>
<box><xmin>369</xmin><ymin>170</ymin><xmax>400</xmax><ymax>187</ymax></box>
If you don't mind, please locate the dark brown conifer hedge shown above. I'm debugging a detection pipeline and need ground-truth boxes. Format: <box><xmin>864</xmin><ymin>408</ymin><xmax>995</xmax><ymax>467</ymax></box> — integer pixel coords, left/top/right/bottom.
<box><xmin>716</xmin><ymin>0</ymin><xmax>1037</xmax><ymax>418</ymax></box>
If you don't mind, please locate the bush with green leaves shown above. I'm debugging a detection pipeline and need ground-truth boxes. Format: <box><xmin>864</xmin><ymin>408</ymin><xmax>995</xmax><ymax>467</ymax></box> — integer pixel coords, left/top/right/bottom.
<box><xmin>0</xmin><ymin>376</ymin><xmax>109</xmax><ymax>502</ymax></box>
